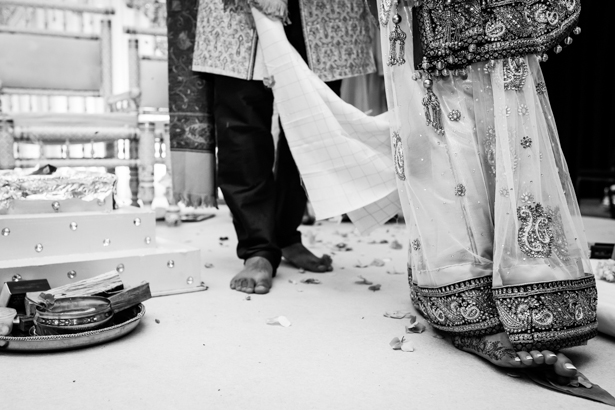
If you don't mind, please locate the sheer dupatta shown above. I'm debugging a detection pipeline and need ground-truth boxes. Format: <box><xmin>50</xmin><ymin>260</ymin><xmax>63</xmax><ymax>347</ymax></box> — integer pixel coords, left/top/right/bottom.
<box><xmin>379</xmin><ymin>1</ymin><xmax>597</xmax><ymax>350</ymax></box>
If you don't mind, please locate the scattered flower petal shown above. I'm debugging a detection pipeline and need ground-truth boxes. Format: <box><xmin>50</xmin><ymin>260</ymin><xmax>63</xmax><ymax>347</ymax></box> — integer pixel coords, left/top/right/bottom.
<box><xmin>354</xmin><ymin>261</ymin><xmax>369</xmax><ymax>268</ymax></box>
<box><xmin>401</xmin><ymin>339</ymin><xmax>415</xmax><ymax>352</ymax></box>
<box><xmin>406</xmin><ymin>323</ymin><xmax>426</xmax><ymax>334</ymax></box>
<box><xmin>370</xmin><ymin>258</ymin><xmax>385</xmax><ymax>267</ymax></box>
<box><xmin>335</xmin><ymin>242</ymin><xmax>347</xmax><ymax>249</ymax></box>
<box><xmin>301</xmin><ymin>278</ymin><xmax>321</xmax><ymax>284</ymax></box>
<box><xmin>267</xmin><ymin>316</ymin><xmax>291</xmax><ymax>327</ymax></box>
<box><xmin>355</xmin><ymin>275</ymin><xmax>373</xmax><ymax>285</ymax></box>
<box><xmin>219</xmin><ymin>236</ymin><xmax>229</xmax><ymax>241</ymax></box>
<box><xmin>155</xmin><ymin>319</ymin><xmax>160</xmax><ymax>324</ymax></box>
<box><xmin>389</xmin><ymin>337</ymin><xmax>402</xmax><ymax>350</ymax></box>
<box><xmin>368</xmin><ymin>284</ymin><xmax>381</xmax><ymax>292</ymax></box>
<box><xmin>390</xmin><ymin>240</ymin><xmax>403</xmax><ymax>250</ymax></box>
<box><xmin>288</xmin><ymin>280</ymin><xmax>298</xmax><ymax>285</ymax></box>
<box><xmin>404</xmin><ymin>315</ymin><xmax>426</xmax><ymax>333</ymax></box>
<box><xmin>383</xmin><ymin>311</ymin><xmax>414</xmax><ymax>319</ymax></box>
<box><xmin>245</xmin><ymin>296</ymin><xmax>251</xmax><ymax>301</ymax></box>
<box><xmin>390</xmin><ymin>335</ymin><xmax>414</xmax><ymax>352</ymax></box>
<box><xmin>204</xmin><ymin>263</ymin><xmax>214</xmax><ymax>268</ymax></box>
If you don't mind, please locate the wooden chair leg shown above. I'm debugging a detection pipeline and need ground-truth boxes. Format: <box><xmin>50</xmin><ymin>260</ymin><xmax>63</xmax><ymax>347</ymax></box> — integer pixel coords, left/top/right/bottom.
<box><xmin>129</xmin><ymin>140</ymin><xmax>140</xmax><ymax>207</ymax></box>
<box><xmin>105</xmin><ymin>141</ymin><xmax>116</xmax><ymax>175</ymax></box>
<box><xmin>0</xmin><ymin>121</ymin><xmax>16</xmax><ymax>170</ymax></box>
<box><xmin>138</xmin><ymin>123</ymin><xmax>156</xmax><ymax>209</ymax></box>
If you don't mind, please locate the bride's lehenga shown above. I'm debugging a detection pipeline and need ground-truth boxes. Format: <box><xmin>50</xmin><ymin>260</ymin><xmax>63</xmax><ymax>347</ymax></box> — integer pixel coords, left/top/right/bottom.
<box><xmin>382</xmin><ymin>0</ymin><xmax>597</xmax><ymax>350</ymax></box>
<box><xmin>250</xmin><ymin>0</ymin><xmax>598</xmax><ymax>352</ymax></box>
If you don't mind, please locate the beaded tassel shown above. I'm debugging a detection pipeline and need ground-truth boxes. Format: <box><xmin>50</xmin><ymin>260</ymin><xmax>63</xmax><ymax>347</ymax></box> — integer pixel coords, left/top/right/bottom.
<box><xmin>422</xmin><ymin>78</ymin><xmax>444</xmax><ymax>135</ymax></box>
<box><xmin>387</xmin><ymin>1</ymin><xmax>406</xmax><ymax>66</ymax></box>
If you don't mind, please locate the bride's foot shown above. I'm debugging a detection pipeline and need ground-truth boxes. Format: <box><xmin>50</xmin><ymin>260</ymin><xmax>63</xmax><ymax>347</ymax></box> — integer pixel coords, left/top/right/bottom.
<box><xmin>453</xmin><ymin>332</ymin><xmax>578</xmax><ymax>382</ymax></box>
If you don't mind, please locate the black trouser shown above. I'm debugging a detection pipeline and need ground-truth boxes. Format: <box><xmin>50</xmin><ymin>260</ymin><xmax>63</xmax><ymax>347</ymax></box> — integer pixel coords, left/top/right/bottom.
<box><xmin>214</xmin><ymin>1</ymin><xmax>341</xmax><ymax>273</ymax></box>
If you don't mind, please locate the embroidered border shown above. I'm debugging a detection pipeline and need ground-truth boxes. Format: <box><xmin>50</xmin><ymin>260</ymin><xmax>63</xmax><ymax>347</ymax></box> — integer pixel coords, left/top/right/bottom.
<box><xmin>493</xmin><ymin>275</ymin><xmax>598</xmax><ymax>351</ymax></box>
<box><xmin>413</xmin><ymin>0</ymin><xmax>581</xmax><ymax>71</ymax></box>
<box><xmin>408</xmin><ymin>269</ymin><xmax>503</xmax><ymax>336</ymax></box>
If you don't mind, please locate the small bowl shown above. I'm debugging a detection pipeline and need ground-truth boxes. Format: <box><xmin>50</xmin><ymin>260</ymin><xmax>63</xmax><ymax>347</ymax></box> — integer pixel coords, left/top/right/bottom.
<box><xmin>34</xmin><ymin>296</ymin><xmax>114</xmax><ymax>336</ymax></box>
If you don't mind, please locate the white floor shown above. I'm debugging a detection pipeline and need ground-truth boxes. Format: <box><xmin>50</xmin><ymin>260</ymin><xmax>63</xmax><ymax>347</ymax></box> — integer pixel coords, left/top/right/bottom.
<box><xmin>2</xmin><ymin>206</ymin><xmax>615</xmax><ymax>410</ymax></box>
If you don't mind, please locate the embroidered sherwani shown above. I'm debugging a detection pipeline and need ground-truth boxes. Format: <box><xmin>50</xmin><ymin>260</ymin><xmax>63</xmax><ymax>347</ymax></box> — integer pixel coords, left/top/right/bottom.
<box><xmin>381</xmin><ymin>0</ymin><xmax>597</xmax><ymax>350</ymax></box>
<box><xmin>192</xmin><ymin>0</ymin><xmax>376</xmax><ymax>81</ymax></box>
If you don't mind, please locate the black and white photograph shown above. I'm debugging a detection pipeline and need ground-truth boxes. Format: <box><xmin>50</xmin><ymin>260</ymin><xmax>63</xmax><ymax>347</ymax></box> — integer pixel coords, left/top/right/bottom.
<box><xmin>1</xmin><ymin>0</ymin><xmax>614</xmax><ymax>409</ymax></box>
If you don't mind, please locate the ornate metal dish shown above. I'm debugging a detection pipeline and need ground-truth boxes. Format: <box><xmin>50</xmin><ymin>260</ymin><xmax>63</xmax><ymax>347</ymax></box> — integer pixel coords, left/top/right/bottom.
<box><xmin>34</xmin><ymin>296</ymin><xmax>114</xmax><ymax>336</ymax></box>
<box><xmin>0</xmin><ymin>304</ymin><xmax>145</xmax><ymax>352</ymax></box>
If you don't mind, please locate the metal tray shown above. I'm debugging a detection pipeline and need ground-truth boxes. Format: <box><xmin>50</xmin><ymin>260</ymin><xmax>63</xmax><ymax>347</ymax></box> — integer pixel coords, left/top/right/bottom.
<box><xmin>0</xmin><ymin>304</ymin><xmax>145</xmax><ymax>352</ymax></box>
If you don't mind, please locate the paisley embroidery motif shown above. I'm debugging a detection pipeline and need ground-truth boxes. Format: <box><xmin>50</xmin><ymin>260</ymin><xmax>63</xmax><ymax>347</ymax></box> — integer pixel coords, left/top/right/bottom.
<box><xmin>408</xmin><ymin>270</ymin><xmax>503</xmax><ymax>336</ymax></box>
<box><xmin>392</xmin><ymin>131</ymin><xmax>406</xmax><ymax>181</ymax></box>
<box><xmin>503</xmin><ymin>57</ymin><xmax>529</xmax><ymax>92</ymax></box>
<box><xmin>493</xmin><ymin>276</ymin><xmax>598</xmax><ymax>351</ymax></box>
<box><xmin>517</xmin><ymin>202</ymin><xmax>554</xmax><ymax>258</ymax></box>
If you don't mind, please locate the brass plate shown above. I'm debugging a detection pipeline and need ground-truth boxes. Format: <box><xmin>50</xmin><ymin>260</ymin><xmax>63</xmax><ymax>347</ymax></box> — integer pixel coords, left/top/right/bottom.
<box><xmin>0</xmin><ymin>304</ymin><xmax>145</xmax><ymax>352</ymax></box>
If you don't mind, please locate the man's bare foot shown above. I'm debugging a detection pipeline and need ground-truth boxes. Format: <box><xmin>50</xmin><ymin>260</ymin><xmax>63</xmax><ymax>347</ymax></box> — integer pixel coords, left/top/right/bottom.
<box><xmin>282</xmin><ymin>243</ymin><xmax>333</xmax><ymax>272</ymax></box>
<box><xmin>453</xmin><ymin>332</ymin><xmax>578</xmax><ymax>382</ymax></box>
<box><xmin>229</xmin><ymin>256</ymin><xmax>273</xmax><ymax>294</ymax></box>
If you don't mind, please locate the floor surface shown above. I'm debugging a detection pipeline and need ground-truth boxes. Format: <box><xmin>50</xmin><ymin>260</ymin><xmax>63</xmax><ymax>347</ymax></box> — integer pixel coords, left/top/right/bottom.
<box><xmin>2</xmin><ymin>206</ymin><xmax>615</xmax><ymax>410</ymax></box>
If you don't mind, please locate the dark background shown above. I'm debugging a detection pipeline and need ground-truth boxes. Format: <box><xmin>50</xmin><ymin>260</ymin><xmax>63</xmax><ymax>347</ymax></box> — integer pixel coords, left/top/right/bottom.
<box><xmin>542</xmin><ymin>2</ymin><xmax>613</xmax><ymax>201</ymax></box>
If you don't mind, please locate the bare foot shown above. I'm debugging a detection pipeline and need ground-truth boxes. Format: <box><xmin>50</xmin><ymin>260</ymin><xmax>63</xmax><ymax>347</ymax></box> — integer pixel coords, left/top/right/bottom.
<box><xmin>229</xmin><ymin>256</ymin><xmax>273</xmax><ymax>294</ymax></box>
<box><xmin>282</xmin><ymin>243</ymin><xmax>333</xmax><ymax>272</ymax></box>
<box><xmin>453</xmin><ymin>332</ymin><xmax>578</xmax><ymax>382</ymax></box>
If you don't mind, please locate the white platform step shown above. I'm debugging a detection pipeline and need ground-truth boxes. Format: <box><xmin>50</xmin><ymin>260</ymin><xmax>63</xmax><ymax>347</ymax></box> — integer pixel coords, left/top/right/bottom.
<box><xmin>0</xmin><ymin>238</ymin><xmax>203</xmax><ymax>296</ymax></box>
<box><xmin>0</xmin><ymin>207</ymin><xmax>157</xmax><ymax>260</ymax></box>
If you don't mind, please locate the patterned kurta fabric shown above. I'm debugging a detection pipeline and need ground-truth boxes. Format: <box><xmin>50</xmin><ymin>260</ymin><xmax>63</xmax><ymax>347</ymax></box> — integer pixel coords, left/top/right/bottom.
<box><xmin>379</xmin><ymin>1</ymin><xmax>597</xmax><ymax>351</ymax></box>
<box><xmin>192</xmin><ymin>0</ymin><xmax>376</xmax><ymax>82</ymax></box>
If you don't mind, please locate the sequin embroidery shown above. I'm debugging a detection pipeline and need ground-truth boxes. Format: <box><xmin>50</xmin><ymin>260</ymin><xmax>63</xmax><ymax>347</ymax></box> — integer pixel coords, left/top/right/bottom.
<box><xmin>517</xmin><ymin>202</ymin><xmax>554</xmax><ymax>258</ymax></box>
<box><xmin>448</xmin><ymin>110</ymin><xmax>461</xmax><ymax>122</ymax></box>
<box><xmin>392</xmin><ymin>131</ymin><xmax>406</xmax><ymax>181</ymax></box>
<box><xmin>484</xmin><ymin>126</ymin><xmax>496</xmax><ymax>175</ymax></box>
<box><xmin>413</xmin><ymin>0</ymin><xmax>581</xmax><ymax>71</ymax></box>
<box><xmin>503</xmin><ymin>58</ymin><xmax>529</xmax><ymax>92</ymax></box>
<box><xmin>493</xmin><ymin>276</ymin><xmax>598</xmax><ymax>351</ymax></box>
<box><xmin>536</xmin><ymin>82</ymin><xmax>548</xmax><ymax>95</ymax></box>
<box><xmin>408</xmin><ymin>270</ymin><xmax>503</xmax><ymax>336</ymax></box>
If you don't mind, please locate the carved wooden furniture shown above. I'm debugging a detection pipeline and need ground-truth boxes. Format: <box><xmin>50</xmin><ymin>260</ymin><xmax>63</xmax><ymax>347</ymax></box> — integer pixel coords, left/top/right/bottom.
<box><xmin>0</xmin><ymin>0</ymin><xmax>155</xmax><ymax>208</ymax></box>
<box><xmin>117</xmin><ymin>25</ymin><xmax>170</xmax><ymax>208</ymax></box>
